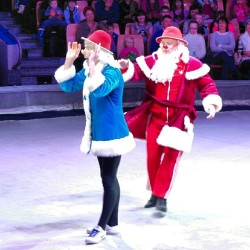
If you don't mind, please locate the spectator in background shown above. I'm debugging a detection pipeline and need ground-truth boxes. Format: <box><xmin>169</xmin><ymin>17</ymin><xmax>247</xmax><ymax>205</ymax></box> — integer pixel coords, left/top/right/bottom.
<box><xmin>183</xmin><ymin>20</ymin><xmax>207</xmax><ymax>61</ymax></box>
<box><xmin>119</xmin><ymin>36</ymin><xmax>140</xmax><ymax>61</ymax></box>
<box><xmin>64</xmin><ymin>0</ymin><xmax>81</xmax><ymax>25</ymax></box>
<box><xmin>195</xmin><ymin>0</ymin><xmax>218</xmax><ymax>21</ymax></box>
<box><xmin>182</xmin><ymin>5</ymin><xmax>200</xmax><ymax>34</ymax></box>
<box><xmin>76</xmin><ymin>6</ymin><xmax>98</xmax><ymax>42</ymax></box>
<box><xmin>232</xmin><ymin>0</ymin><xmax>250</xmax><ymax>33</ymax></box>
<box><xmin>38</xmin><ymin>0</ymin><xmax>66</xmax><ymax>37</ymax></box>
<box><xmin>170</xmin><ymin>0</ymin><xmax>188</xmax><ymax>27</ymax></box>
<box><xmin>153</xmin><ymin>6</ymin><xmax>178</xmax><ymax>33</ymax></box>
<box><xmin>94</xmin><ymin>0</ymin><xmax>120</xmax><ymax>24</ymax></box>
<box><xmin>237</xmin><ymin>18</ymin><xmax>250</xmax><ymax>79</ymax></box>
<box><xmin>209</xmin><ymin>10</ymin><xmax>238</xmax><ymax>40</ymax></box>
<box><xmin>150</xmin><ymin>15</ymin><xmax>173</xmax><ymax>53</ymax></box>
<box><xmin>16</xmin><ymin>0</ymin><xmax>29</xmax><ymax>14</ymax></box>
<box><xmin>141</xmin><ymin>0</ymin><xmax>163</xmax><ymax>24</ymax></box>
<box><xmin>209</xmin><ymin>16</ymin><xmax>241</xmax><ymax>79</ymax></box>
<box><xmin>107</xmin><ymin>23</ymin><xmax>119</xmax><ymax>57</ymax></box>
<box><xmin>131</xmin><ymin>10</ymin><xmax>153</xmax><ymax>55</ymax></box>
<box><xmin>195</xmin><ymin>13</ymin><xmax>209</xmax><ymax>40</ymax></box>
<box><xmin>119</xmin><ymin>0</ymin><xmax>139</xmax><ymax>34</ymax></box>
<box><xmin>75</xmin><ymin>6</ymin><xmax>100</xmax><ymax>70</ymax></box>
<box><xmin>18</xmin><ymin>0</ymin><xmax>39</xmax><ymax>34</ymax></box>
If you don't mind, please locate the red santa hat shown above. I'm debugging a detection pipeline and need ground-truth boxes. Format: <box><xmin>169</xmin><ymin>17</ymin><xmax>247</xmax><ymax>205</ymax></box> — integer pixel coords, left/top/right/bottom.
<box><xmin>156</xmin><ymin>26</ymin><xmax>188</xmax><ymax>46</ymax></box>
<box><xmin>81</xmin><ymin>30</ymin><xmax>113</xmax><ymax>54</ymax></box>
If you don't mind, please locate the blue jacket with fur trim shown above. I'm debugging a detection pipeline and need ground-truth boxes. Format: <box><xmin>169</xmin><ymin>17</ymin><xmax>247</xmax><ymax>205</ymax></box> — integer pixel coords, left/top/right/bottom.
<box><xmin>55</xmin><ymin>63</ymin><xmax>135</xmax><ymax>157</ymax></box>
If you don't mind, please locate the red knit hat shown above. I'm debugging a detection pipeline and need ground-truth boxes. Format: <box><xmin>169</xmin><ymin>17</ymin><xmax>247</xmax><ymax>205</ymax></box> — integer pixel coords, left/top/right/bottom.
<box><xmin>81</xmin><ymin>30</ymin><xmax>113</xmax><ymax>54</ymax></box>
<box><xmin>156</xmin><ymin>26</ymin><xmax>188</xmax><ymax>46</ymax></box>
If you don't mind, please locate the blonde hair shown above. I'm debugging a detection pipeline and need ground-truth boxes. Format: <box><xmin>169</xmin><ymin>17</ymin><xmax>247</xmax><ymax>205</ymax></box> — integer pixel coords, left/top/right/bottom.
<box><xmin>124</xmin><ymin>37</ymin><xmax>134</xmax><ymax>46</ymax></box>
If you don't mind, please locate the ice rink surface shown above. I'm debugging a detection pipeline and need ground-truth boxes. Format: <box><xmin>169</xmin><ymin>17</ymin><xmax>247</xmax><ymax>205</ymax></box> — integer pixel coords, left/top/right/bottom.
<box><xmin>0</xmin><ymin>111</ymin><xmax>250</xmax><ymax>250</ymax></box>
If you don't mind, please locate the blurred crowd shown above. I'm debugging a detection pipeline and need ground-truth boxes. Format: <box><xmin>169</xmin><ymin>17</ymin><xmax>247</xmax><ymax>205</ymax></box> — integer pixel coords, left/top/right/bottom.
<box><xmin>1</xmin><ymin>0</ymin><xmax>250</xmax><ymax>79</ymax></box>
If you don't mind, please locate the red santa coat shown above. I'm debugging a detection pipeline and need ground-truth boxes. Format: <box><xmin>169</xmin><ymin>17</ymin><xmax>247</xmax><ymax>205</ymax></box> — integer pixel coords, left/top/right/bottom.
<box><xmin>123</xmin><ymin>51</ymin><xmax>222</xmax><ymax>153</ymax></box>
<box><xmin>123</xmin><ymin>50</ymin><xmax>222</xmax><ymax>198</ymax></box>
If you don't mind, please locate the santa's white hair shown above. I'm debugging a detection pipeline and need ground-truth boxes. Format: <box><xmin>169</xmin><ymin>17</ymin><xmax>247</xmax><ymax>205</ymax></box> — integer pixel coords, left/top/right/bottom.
<box><xmin>150</xmin><ymin>42</ymin><xmax>189</xmax><ymax>83</ymax></box>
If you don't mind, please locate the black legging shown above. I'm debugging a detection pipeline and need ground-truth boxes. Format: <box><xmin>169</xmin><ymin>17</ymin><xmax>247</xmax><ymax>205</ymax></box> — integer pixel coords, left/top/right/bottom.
<box><xmin>97</xmin><ymin>155</ymin><xmax>121</xmax><ymax>230</ymax></box>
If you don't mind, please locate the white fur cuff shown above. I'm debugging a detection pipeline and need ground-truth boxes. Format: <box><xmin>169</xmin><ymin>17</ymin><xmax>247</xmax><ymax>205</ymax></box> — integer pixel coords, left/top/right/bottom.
<box><xmin>202</xmin><ymin>94</ymin><xmax>223</xmax><ymax>113</ymax></box>
<box><xmin>157</xmin><ymin>125</ymin><xmax>194</xmax><ymax>153</ymax></box>
<box><xmin>54</xmin><ymin>65</ymin><xmax>76</xmax><ymax>83</ymax></box>
<box><xmin>122</xmin><ymin>60</ymin><xmax>135</xmax><ymax>82</ymax></box>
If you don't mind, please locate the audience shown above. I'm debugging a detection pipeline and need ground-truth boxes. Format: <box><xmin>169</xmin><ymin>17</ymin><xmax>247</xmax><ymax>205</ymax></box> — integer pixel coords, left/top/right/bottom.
<box><xmin>150</xmin><ymin>14</ymin><xmax>173</xmax><ymax>53</ymax></box>
<box><xmin>231</xmin><ymin>0</ymin><xmax>250</xmax><ymax>33</ymax></box>
<box><xmin>237</xmin><ymin>18</ymin><xmax>250</xmax><ymax>79</ymax></box>
<box><xmin>3</xmin><ymin>0</ymin><xmax>249</xmax><ymax>81</ymax></box>
<box><xmin>182</xmin><ymin>4</ymin><xmax>200</xmax><ymax>34</ymax></box>
<box><xmin>107</xmin><ymin>23</ymin><xmax>119</xmax><ymax>58</ymax></box>
<box><xmin>141</xmin><ymin>0</ymin><xmax>164</xmax><ymax>24</ymax></box>
<box><xmin>183</xmin><ymin>20</ymin><xmax>207</xmax><ymax>61</ymax></box>
<box><xmin>119</xmin><ymin>0</ymin><xmax>139</xmax><ymax>34</ymax></box>
<box><xmin>195</xmin><ymin>12</ymin><xmax>209</xmax><ymax>40</ymax></box>
<box><xmin>195</xmin><ymin>0</ymin><xmax>218</xmax><ymax>21</ymax></box>
<box><xmin>118</xmin><ymin>36</ymin><xmax>139</xmax><ymax>61</ymax></box>
<box><xmin>94</xmin><ymin>0</ymin><xmax>120</xmax><ymax>24</ymax></box>
<box><xmin>38</xmin><ymin>0</ymin><xmax>66</xmax><ymax>37</ymax></box>
<box><xmin>209</xmin><ymin>16</ymin><xmax>241</xmax><ymax>79</ymax></box>
<box><xmin>170</xmin><ymin>0</ymin><xmax>188</xmax><ymax>27</ymax></box>
<box><xmin>131</xmin><ymin>10</ymin><xmax>153</xmax><ymax>55</ymax></box>
<box><xmin>64</xmin><ymin>0</ymin><xmax>81</xmax><ymax>25</ymax></box>
<box><xmin>153</xmin><ymin>6</ymin><xmax>178</xmax><ymax>33</ymax></box>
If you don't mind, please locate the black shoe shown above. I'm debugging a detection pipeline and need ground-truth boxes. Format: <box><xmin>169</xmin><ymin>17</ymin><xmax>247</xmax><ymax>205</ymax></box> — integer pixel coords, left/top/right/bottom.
<box><xmin>144</xmin><ymin>194</ymin><xmax>157</xmax><ymax>208</ymax></box>
<box><xmin>155</xmin><ymin>198</ymin><xmax>167</xmax><ymax>212</ymax></box>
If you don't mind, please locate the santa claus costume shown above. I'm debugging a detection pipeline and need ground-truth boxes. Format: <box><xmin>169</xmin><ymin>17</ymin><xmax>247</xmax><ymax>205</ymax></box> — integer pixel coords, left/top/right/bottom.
<box><xmin>122</xmin><ymin>26</ymin><xmax>222</xmax><ymax>212</ymax></box>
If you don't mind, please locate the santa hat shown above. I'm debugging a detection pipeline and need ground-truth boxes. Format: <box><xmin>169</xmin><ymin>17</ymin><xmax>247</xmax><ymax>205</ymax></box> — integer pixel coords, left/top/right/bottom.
<box><xmin>156</xmin><ymin>26</ymin><xmax>188</xmax><ymax>46</ymax></box>
<box><xmin>81</xmin><ymin>30</ymin><xmax>113</xmax><ymax>55</ymax></box>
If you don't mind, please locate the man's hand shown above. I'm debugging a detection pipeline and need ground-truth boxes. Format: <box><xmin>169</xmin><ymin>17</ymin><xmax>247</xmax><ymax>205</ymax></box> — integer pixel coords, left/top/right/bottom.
<box><xmin>207</xmin><ymin>105</ymin><xmax>216</xmax><ymax>119</ymax></box>
<box><xmin>118</xmin><ymin>59</ymin><xmax>129</xmax><ymax>69</ymax></box>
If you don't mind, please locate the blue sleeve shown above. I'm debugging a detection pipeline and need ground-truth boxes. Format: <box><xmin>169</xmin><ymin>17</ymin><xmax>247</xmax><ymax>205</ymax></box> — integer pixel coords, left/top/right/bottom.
<box><xmin>59</xmin><ymin>69</ymin><xmax>86</xmax><ymax>92</ymax></box>
<box><xmin>64</xmin><ymin>9</ymin><xmax>70</xmax><ymax>24</ymax></box>
<box><xmin>150</xmin><ymin>31</ymin><xmax>160</xmax><ymax>53</ymax></box>
<box><xmin>45</xmin><ymin>7</ymin><xmax>51</xmax><ymax>17</ymax></box>
<box><xmin>74</xmin><ymin>10</ymin><xmax>81</xmax><ymax>23</ymax></box>
<box><xmin>92</xmin><ymin>67</ymin><xmax>121</xmax><ymax>97</ymax></box>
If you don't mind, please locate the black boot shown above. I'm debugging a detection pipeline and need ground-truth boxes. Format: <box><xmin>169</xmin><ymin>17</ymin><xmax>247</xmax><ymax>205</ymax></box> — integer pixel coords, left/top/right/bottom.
<box><xmin>155</xmin><ymin>198</ymin><xmax>167</xmax><ymax>212</ymax></box>
<box><xmin>144</xmin><ymin>194</ymin><xmax>157</xmax><ymax>208</ymax></box>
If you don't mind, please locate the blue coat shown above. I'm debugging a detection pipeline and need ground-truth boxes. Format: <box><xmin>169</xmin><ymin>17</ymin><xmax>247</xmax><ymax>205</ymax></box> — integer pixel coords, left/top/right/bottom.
<box><xmin>55</xmin><ymin>62</ymin><xmax>135</xmax><ymax>156</ymax></box>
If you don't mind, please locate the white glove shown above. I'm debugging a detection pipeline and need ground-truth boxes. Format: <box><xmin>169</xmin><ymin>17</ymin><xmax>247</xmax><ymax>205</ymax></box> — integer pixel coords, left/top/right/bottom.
<box><xmin>207</xmin><ymin>105</ymin><xmax>216</xmax><ymax>119</ymax></box>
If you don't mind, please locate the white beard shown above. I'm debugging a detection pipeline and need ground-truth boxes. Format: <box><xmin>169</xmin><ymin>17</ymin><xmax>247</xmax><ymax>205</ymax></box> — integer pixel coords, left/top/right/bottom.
<box><xmin>150</xmin><ymin>48</ymin><xmax>182</xmax><ymax>83</ymax></box>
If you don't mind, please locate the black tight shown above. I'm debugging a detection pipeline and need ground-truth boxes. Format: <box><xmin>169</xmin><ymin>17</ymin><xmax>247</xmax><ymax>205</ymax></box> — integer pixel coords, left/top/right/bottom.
<box><xmin>97</xmin><ymin>155</ymin><xmax>121</xmax><ymax>230</ymax></box>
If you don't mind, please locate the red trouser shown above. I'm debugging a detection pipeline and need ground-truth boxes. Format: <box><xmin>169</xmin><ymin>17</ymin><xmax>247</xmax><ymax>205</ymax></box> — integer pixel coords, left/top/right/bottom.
<box><xmin>146</xmin><ymin>116</ymin><xmax>183</xmax><ymax>199</ymax></box>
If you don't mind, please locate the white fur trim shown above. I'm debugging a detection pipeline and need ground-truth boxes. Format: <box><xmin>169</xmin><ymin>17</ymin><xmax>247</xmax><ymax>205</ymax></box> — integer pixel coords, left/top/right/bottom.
<box><xmin>81</xmin><ymin>84</ymin><xmax>91</xmax><ymax>154</ymax></box>
<box><xmin>122</xmin><ymin>60</ymin><xmax>135</xmax><ymax>82</ymax></box>
<box><xmin>202</xmin><ymin>94</ymin><xmax>223</xmax><ymax>113</ymax></box>
<box><xmin>185</xmin><ymin>64</ymin><xmax>210</xmax><ymax>80</ymax></box>
<box><xmin>157</xmin><ymin>122</ymin><xmax>194</xmax><ymax>153</ymax></box>
<box><xmin>54</xmin><ymin>65</ymin><xmax>76</xmax><ymax>83</ymax></box>
<box><xmin>86</xmin><ymin>72</ymin><xmax>105</xmax><ymax>92</ymax></box>
<box><xmin>90</xmin><ymin>133</ymin><xmax>136</xmax><ymax>156</ymax></box>
<box><xmin>136</xmin><ymin>56</ymin><xmax>151</xmax><ymax>78</ymax></box>
<box><xmin>179</xmin><ymin>45</ymin><xmax>190</xmax><ymax>63</ymax></box>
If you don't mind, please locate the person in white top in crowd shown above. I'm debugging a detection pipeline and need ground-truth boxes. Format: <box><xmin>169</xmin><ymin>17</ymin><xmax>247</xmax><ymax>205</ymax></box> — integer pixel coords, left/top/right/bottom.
<box><xmin>237</xmin><ymin>18</ymin><xmax>250</xmax><ymax>79</ymax></box>
<box><xmin>183</xmin><ymin>20</ymin><xmax>207</xmax><ymax>62</ymax></box>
